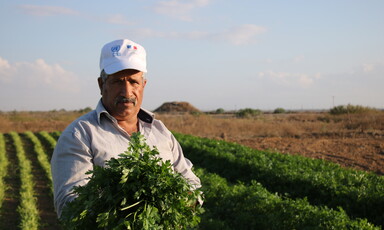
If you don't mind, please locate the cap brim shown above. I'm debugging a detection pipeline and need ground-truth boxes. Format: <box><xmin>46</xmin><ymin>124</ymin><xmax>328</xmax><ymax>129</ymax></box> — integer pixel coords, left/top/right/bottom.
<box><xmin>103</xmin><ymin>60</ymin><xmax>147</xmax><ymax>74</ymax></box>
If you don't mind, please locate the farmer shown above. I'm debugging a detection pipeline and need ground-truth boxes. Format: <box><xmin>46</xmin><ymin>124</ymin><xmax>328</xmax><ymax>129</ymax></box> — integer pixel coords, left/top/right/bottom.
<box><xmin>51</xmin><ymin>39</ymin><xmax>202</xmax><ymax>217</ymax></box>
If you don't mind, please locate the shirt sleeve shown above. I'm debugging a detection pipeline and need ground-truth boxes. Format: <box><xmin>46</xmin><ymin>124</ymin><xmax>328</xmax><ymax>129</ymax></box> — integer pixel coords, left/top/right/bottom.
<box><xmin>50</xmin><ymin>128</ymin><xmax>93</xmax><ymax>218</ymax></box>
<box><xmin>169</xmin><ymin>134</ymin><xmax>203</xmax><ymax>205</ymax></box>
<box><xmin>170</xmin><ymin>133</ymin><xmax>202</xmax><ymax>190</ymax></box>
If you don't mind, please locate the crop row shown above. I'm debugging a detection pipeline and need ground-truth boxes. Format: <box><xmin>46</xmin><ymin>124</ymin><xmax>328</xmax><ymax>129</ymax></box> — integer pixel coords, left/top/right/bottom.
<box><xmin>194</xmin><ymin>168</ymin><xmax>379</xmax><ymax>230</ymax></box>
<box><xmin>36</xmin><ymin>131</ymin><xmax>57</xmax><ymax>161</ymax></box>
<box><xmin>175</xmin><ymin>133</ymin><xmax>384</xmax><ymax>228</ymax></box>
<box><xmin>9</xmin><ymin>132</ymin><xmax>40</xmax><ymax>230</ymax></box>
<box><xmin>0</xmin><ymin>133</ymin><xmax>7</xmax><ymax>210</ymax></box>
<box><xmin>24</xmin><ymin>131</ymin><xmax>53</xmax><ymax>193</ymax></box>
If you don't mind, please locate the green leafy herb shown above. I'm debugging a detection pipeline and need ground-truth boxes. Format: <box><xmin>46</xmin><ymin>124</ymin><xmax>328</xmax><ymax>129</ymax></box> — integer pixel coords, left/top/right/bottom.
<box><xmin>60</xmin><ymin>132</ymin><xmax>203</xmax><ymax>230</ymax></box>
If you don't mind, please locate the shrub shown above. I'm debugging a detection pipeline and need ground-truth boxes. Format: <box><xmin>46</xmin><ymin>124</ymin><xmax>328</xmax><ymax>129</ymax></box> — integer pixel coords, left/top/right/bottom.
<box><xmin>273</xmin><ymin>108</ymin><xmax>286</xmax><ymax>114</ymax></box>
<box><xmin>330</xmin><ymin>104</ymin><xmax>376</xmax><ymax>115</ymax></box>
<box><xmin>236</xmin><ymin>108</ymin><xmax>262</xmax><ymax>118</ymax></box>
<box><xmin>77</xmin><ymin>107</ymin><xmax>93</xmax><ymax>114</ymax></box>
<box><xmin>215</xmin><ymin>108</ymin><xmax>225</xmax><ymax>114</ymax></box>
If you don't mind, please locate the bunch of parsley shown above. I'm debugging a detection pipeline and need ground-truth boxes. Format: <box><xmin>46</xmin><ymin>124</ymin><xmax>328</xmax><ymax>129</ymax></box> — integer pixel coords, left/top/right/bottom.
<box><xmin>60</xmin><ymin>132</ymin><xmax>203</xmax><ymax>230</ymax></box>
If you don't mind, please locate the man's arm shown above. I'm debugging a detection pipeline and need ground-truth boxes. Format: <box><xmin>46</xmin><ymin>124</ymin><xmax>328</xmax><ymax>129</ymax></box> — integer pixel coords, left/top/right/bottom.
<box><xmin>50</xmin><ymin>128</ymin><xmax>93</xmax><ymax>217</ymax></box>
<box><xmin>169</xmin><ymin>134</ymin><xmax>203</xmax><ymax>205</ymax></box>
<box><xmin>170</xmin><ymin>134</ymin><xmax>202</xmax><ymax>189</ymax></box>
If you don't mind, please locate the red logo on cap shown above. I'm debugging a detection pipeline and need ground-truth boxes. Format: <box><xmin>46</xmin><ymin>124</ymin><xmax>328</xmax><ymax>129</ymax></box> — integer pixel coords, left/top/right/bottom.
<box><xmin>127</xmin><ymin>45</ymin><xmax>137</xmax><ymax>50</ymax></box>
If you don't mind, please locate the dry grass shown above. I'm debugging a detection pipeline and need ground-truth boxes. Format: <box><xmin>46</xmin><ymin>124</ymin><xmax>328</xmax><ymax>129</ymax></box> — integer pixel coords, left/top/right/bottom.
<box><xmin>0</xmin><ymin>111</ymin><xmax>83</xmax><ymax>133</ymax></box>
<box><xmin>156</xmin><ymin>111</ymin><xmax>384</xmax><ymax>140</ymax></box>
<box><xmin>1</xmin><ymin>110</ymin><xmax>383</xmax><ymax>139</ymax></box>
<box><xmin>154</xmin><ymin>111</ymin><xmax>384</xmax><ymax>175</ymax></box>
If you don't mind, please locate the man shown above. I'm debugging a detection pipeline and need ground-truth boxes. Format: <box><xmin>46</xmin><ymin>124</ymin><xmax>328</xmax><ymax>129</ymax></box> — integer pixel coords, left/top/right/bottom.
<box><xmin>51</xmin><ymin>39</ymin><xmax>202</xmax><ymax>217</ymax></box>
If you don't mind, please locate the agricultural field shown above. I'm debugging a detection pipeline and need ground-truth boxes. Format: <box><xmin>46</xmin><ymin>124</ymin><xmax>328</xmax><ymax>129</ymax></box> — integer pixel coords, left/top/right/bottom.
<box><xmin>0</xmin><ymin>109</ymin><xmax>383</xmax><ymax>229</ymax></box>
<box><xmin>1</xmin><ymin>109</ymin><xmax>383</xmax><ymax>175</ymax></box>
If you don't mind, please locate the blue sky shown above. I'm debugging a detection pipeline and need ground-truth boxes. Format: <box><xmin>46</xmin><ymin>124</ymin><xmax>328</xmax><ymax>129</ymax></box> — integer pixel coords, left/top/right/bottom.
<box><xmin>0</xmin><ymin>0</ymin><xmax>383</xmax><ymax>111</ymax></box>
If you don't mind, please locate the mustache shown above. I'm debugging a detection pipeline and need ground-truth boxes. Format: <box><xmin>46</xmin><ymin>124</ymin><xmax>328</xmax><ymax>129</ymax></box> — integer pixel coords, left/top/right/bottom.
<box><xmin>114</xmin><ymin>96</ymin><xmax>137</xmax><ymax>106</ymax></box>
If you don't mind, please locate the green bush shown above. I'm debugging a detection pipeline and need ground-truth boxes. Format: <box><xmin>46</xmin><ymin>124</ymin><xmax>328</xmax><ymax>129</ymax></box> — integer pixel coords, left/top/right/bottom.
<box><xmin>236</xmin><ymin>108</ymin><xmax>262</xmax><ymax>118</ymax></box>
<box><xmin>215</xmin><ymin>108</ymin><xmax>225</xmax><ymax>114</ymax></box>
<box><xmin>273</xmin><ymin>108</ymin><xmax>286</xmax><ymax>114</ymax></box>
<box><xmin>330</xmin><ymin>104</ymin><xmax>376</xmax><ymax>115</ymax></box>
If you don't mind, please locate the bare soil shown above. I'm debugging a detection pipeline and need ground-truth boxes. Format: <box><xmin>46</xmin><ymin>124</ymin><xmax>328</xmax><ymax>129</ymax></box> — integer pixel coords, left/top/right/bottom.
<box><xmin>236</xmin><ymin>136</ymin><xmax>384</xmax><ymax>175</ymax></box>
<box><xmin>157</xmin><ymin>112</ymin><xmax>384</xmax><ymax>176</ymax></box>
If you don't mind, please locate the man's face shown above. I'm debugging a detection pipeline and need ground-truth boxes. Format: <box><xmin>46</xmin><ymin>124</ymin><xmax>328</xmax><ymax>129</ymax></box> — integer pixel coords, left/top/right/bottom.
<box><xmin>99</xmin><ymin>69</ymin><xmax>146</xmax><ymax>121</ymax></box>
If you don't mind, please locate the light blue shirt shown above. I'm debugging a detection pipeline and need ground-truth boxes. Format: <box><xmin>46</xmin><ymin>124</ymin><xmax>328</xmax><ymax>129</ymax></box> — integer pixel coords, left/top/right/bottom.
<box><xmin>51</xmin><ymin>100</ymin><xmax>201</xmax><ymax>217</ymax></box>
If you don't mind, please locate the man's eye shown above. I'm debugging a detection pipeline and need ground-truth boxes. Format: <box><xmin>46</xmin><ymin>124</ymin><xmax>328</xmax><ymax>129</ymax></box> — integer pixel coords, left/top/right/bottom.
<box><xmin>130</xmin><ymin>80</ymin><xmax>139</xmax><ymax>85</ymax></box>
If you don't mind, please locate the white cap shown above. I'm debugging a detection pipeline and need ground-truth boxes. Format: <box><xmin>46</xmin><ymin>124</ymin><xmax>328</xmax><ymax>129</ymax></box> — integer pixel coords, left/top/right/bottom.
<box><xmin>99</xmin><ymin>39</ymin><xmax>147</xmax><ymax>74</ymax></box>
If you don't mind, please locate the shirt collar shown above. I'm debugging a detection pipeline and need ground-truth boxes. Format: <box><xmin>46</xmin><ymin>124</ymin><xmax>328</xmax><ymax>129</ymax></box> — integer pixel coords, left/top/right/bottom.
<box><xmin>96</xmin><ymin>99</ymin><xmax>154</xmax><ymax>125</ymax></box>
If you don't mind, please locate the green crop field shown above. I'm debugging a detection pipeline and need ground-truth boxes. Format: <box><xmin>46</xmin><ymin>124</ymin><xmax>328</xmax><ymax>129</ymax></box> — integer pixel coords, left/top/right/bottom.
<box><xmin>0</xmin><ymin>131</ymin><xmax>383</xmax><ymax>229</ymax></box>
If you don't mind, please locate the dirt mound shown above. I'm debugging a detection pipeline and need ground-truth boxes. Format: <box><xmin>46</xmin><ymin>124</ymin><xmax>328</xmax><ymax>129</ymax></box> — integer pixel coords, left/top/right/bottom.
<box><xmin>154</xmin><ymin>102</ymin><xmax>200</xmax><ymax>113</ymax></box>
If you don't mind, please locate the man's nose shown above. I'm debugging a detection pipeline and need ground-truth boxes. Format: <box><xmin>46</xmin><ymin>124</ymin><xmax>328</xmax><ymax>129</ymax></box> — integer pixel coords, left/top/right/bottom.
<box><xmin>121</xmin><ymin>80</ymin><xmax>133</xmax><ymax>95</ymax></box>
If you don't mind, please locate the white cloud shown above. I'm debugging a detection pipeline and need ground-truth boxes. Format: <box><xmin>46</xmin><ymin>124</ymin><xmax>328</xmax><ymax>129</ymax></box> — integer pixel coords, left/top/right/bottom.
<box><xmin>363</xmin><ymin>63</ymin><xmax>374</xmax><ymax>73</ymax></box>
<box><xmin>0</xmin><ymin>57</ymin><xmax>80</xmax><ymax>93</ymax></box>
<box><xmin>134</xmin><ymin>24</ymin><xmax>266</xmax><ymax>45</ymax></box>
<box><xmin>104</xmin><ymin>14</ymin><xmax>133</xmax><ymax>25</ymax></box>
<box><xmin>255</xmin><ymin>61</ymin><xmax>384</xmax><ymax>108</ymax></box>
<box><xmin>260</xmin><ymin>61</ymin><xmax>384</xmax><ymax>89</ymax></box>
<box><xmin>0</xmin><ymin>57</ymin><xmax>12</xmax><ymax>82</ymax></box>
<box><xmin>18</xmin><ymin>4</ymin><xmax>131</xmax><ymax>26</ymax></box>
<box><xmin>211</xmin><ymin>24</ymin><xmax>266</xmax><ymax>45</ymax></box>
<box><xmin>152</xmin><ymin>0</ymin><xmax>212</xmax><ymax>21</ymax></box>
<box><xmin>293</xmin><ymin>55</ymin><xmax>305</xmax><ymax>63</ymax></box>
<box><xmin>134</xmin><ymin>28</ymin><xmax>210</xmax><ymax>40</ymax></box>
<box><xmin>298</xmin><ymin>74</ymin><xmax>314</xmax><ymax>87</ymax></box>
<box><xmin>258</xmin><ymin>71</ymin><xmax>319</xmax><ymax>88</ymax></box>
<box><xmin>317</xmin><ymin>62</ymin><xmax>384</xmax><ymax>108</ymax></box>
<box><xmin>18</xmin><ymin>4</ymin><xmax>79</xmax><ymax>16</ymax></box>
<box><xmin>360</xmin><ymin>61</ymin><xmax>384</xmax><ymax>75</ymax></box>
<box><xmin>338</xmin><ymin>61</ymin><xmax>384</xmax><ymax>79</ymax></box>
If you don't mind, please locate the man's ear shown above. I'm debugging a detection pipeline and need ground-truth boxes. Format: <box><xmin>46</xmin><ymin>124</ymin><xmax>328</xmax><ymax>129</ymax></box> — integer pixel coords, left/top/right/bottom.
<box><xmin>97</xmin><ymin>77</ymin><xmax>103</xmax><ymax>95</ymax></box>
